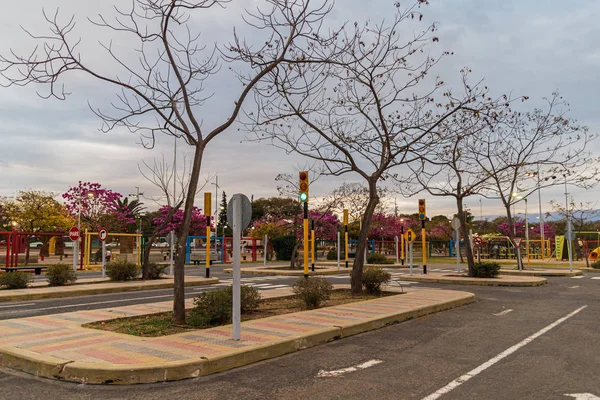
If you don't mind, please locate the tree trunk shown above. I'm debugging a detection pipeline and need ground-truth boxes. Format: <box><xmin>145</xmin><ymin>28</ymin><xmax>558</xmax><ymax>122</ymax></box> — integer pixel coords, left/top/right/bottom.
<box><xmin>142</xmin><ymin>204</ymin><xmax>180</xmax><ymax>280</ymax></box>
<box><xmin>504</xmin><ymin>204</ymin><xmax>523</xmax><ymax>269</ymax></box>
<box><xmin>172</xmin><ymin>142</ymin><xmax>205</xmax><ymax>325</ymax></box>
<box><xmin>351</xmin><ymin>180</ymin><xmax>379</xmax><ymax>295</ymax></box>
<box><xmin>457</xmin><ymin>200</ymin><xmax>475</xmax><ymax>276</ymax></box>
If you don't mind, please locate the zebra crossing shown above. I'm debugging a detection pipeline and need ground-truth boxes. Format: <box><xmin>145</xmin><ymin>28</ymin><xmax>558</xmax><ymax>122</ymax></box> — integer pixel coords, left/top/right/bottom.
<box><xmin>212</xmin><ymin>276</ymin><xmax>292</xmax><ymax>291</ymax></box>
<box><xmin>571</xmin><ymin>275</ymin><xmax>600</xmax><ymax>280</ymax></box>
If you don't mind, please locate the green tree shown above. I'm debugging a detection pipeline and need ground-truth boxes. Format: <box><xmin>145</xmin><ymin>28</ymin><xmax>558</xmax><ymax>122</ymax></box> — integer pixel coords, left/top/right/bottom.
<box><xmin>5</xmin><ymin>190</ymin><xmax>73</xmax><ymax>263</ymax></box>
<box><xmin>217</xmin><ymin>192</ymin><xmax>231</xmax><ymax>236</ymax></box>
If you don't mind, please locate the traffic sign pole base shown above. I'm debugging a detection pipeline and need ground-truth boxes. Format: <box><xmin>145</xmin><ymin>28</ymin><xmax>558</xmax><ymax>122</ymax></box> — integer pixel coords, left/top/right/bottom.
<box><xmin>423</xmin><ymin>265</ymin><xmax>427</xmax><ymax>274</ymax></box>
<box><xmin>304</xmin><ymin>274</ymin><xmax>309</xmax><ymax>279</ymax></box>
<box><xmin>205</xmin><ymin>268</ymin><xmax>210</xmax><ymax>278</ymax></box>
<box><xmin>311</xmin><ymin>263</ymin><xmax>315</xmax><ymax>272</ymax></box>
<box><xmin>345</xmin><ymin>261</ymin><xmax>348</xmax><ymax>269</ymax></box>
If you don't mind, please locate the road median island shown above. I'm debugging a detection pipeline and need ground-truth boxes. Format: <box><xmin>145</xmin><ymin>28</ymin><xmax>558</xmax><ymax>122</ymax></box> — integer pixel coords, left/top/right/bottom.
<box><xmin>0</xmin><ymin>286</ymin><xmax>475</xmax><ymax>384</ymax></box>
<box><xmin>499</xmin><ymin>268</ymin><xmax>582</xmax><ymax>277</ymax></box>
<box><xmin>0</xmin><ymin>276</ymin><xmax>219</xmax><ymax>302</ymax></box>
<box><xmin>399</xmin><ymin>273</ymin><xmax>547</xmax><ymax>286</ymax></box>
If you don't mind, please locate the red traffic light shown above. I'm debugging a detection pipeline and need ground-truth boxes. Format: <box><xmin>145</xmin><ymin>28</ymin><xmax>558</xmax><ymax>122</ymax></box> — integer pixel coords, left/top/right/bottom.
<box><xmin>418</xmin><ymin>199</ymin><xmax>425</xmax><ymax>205</ymax></box>
<box><xmin>299</xmin><ymin>172</ymin><xmax>308</xmax><ymax>181</ymax></box>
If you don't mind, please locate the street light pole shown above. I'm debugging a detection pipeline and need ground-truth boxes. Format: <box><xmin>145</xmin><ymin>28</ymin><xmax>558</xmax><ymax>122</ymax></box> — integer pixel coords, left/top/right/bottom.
<box><xmin>524</xmin><ymin>198</ymin><xmax>529</xmax><ymax>266</ymax></box>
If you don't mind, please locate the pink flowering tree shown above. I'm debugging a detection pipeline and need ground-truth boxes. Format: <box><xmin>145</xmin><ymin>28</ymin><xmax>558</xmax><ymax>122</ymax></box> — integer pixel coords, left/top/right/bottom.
<box><xmin>304</xmin><ymin>210</ymin><xmax>340</xmax><ymax>241</ymax></box>
<box><xmin>62</xmin><ymin>182</ymin><xmax>123</xmax><ymax>231</ymax></box>
<box><xmin>153</xmin><ymin>206</ymin><xmax>211</xmax><ymax>237</ymax></box>
<box><xmin>498</xmin><ymin>220</ymin><xmax>525</xmax><ymax>237</ymax></box>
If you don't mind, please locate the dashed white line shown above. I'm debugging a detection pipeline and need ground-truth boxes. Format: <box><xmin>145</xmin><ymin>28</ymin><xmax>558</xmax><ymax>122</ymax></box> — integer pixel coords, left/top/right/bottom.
<box><xmin>0</xmin><ymin>303</ymin><xmax>36</xmax><ymax>309</ymax></box>
<box><xmin>591</xmin><ymin>277</ymin><xmax>600</xmax><ymax>280</ymax></box>
<box><xmin>564</xmin><ymin>393</ymin><xmax>600</xmax><ymax>400</ymax></box>
<box><xmin>571</xmin><ymin>276</ymin><xmax>584</xmax><ymax>279</ymax></box>
<box><xmin>493</xmin><ymin>309</ymin><xmax>513</xmax><ymax>316</ymax></box>
<box><xmin>421</xmin><ymin>305</ymin><xmax>588</xmax><ymax>400</ymax></box>
<box><xmin>569</xmin><ymin>286</ymin><xmax>580</xmax><ymax>289</ymax></box>
<box><xmin>317</xmin><ymin>359</ymin><xmax>383</xmax><ymax>377</ymax></box>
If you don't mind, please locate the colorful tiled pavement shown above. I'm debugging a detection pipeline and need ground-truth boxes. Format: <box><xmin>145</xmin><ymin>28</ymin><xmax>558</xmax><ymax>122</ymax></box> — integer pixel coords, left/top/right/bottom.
<box><xmin>0</xmin><ymin>286</ymin><xmax>475</xmax><ymax>384</ymax></box>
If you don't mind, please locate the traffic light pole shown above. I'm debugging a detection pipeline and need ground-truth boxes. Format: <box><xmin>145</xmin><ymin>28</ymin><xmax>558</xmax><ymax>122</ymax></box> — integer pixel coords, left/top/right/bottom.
<box><xmin>422</xmin><ymin>220</ymin><xmax>427</xmax><ymax>274</ymax></box>
<box><xmin>311</xmin><ymin>219</ymin><xmax>315</xmax><ymax>272</ymax></box>
<box><xmin>303</xmin><ymin>202</ymin><xmax>309</xmax><ymax>278</ymax></box>
<box><xmin>205</xmin><ymin>192</ymin><xmax>211</xmax><ymax>278</ymax></box>
<box><xmin>400</xmin><ymin>226</ymin><xmax>405</xmax><ymax>265</ymax></box>
<box><xmin>343</xmin><ymin>209</ymin><xmax>349</xmax><ymax>269</ymax></box>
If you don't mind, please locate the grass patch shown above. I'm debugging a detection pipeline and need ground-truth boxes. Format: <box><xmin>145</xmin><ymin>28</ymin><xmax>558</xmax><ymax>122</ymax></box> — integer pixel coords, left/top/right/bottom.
<box><xmin>83</xmin><ymin>289</ymin><xmax>396</xmax><ymax>337</ymax></box>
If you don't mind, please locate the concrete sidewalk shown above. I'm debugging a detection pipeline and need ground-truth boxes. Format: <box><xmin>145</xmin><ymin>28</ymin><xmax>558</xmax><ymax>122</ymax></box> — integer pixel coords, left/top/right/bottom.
<box><xmin>399</xmin><ymin>273</ymin><xmax>547</xmax><ymax>286</ymax></box>
<box><xmin>0</xmin><ymin>285</ymin><xmax>474</xmax><ymax>384</ymax></box>
<box><xmin>0</xmin><ymin>276</ymin><xmax>218</xmax><ymax>302</ymax></box>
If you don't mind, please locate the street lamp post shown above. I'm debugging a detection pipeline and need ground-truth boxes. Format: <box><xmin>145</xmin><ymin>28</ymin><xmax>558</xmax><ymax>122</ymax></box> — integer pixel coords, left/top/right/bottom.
<box><xmin>75</xmin><ymin>191</ymin><xmax>94</xmax><ymax>271</ymax></box>
<box><xmin>524</xmin><ymin>198</ymin><xmax>529</xmax><ymax>266</ymax></box>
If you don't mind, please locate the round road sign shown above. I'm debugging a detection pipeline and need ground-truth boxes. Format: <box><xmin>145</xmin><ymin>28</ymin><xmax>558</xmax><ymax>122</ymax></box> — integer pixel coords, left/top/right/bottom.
<box><xmin>473</xmin><ymin>236</ymin><xmax>483</xmax><ymax>247</ymax></box>
<box><xmin>69</xmin><ymin>226</ymin><xmax>80</xmax><ymax>242</ymax></box>
<box><xmin>98</xmin><ymin>228</ymin><xmax>108</xmax><ymax>242</ymax></box>
<box><xmin>227</xmin><ymin>194</ymin><xmax>252</xmax><ymax>231</ymax></box>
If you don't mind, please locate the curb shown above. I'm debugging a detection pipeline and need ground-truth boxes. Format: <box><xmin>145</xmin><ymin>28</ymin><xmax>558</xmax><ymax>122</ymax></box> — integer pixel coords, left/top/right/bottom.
<box><xmin>0</xmin><ymin>291</ymin><xmax>475</xmax><ymax>384</ymax></box>
<box><xmin>499</xmin><ymin>269</ymin><xmax>582</xmax><ymax>277</ymax></box>
<box><xmin>398</xmin><ymin>275</ymin><xmax>547</xmax><ymax>287</ymax></box>
<box><xmin>0</xmin><ymin>278</ymin><xmax>219</xmax><ymax>303</ymax></box>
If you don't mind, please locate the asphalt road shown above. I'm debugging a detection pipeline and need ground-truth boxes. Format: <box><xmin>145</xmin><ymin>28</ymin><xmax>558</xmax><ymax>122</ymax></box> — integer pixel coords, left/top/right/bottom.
<box><xmin>0</xmin><ymin>274</ymin><xmax>598</xmax><ymax>399</ymax></box>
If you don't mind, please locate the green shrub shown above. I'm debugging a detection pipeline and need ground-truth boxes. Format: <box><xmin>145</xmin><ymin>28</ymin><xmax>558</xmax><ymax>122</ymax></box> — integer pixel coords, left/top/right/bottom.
<box><xmin>327</xmin><ymin>247</ymin><xmax>345</xmax><ymax>260</ymax></box>
<box><xmin>272</xmin><ymin>235</ymin><xmax>297</xmax><ymax>261</ymax></box>
<box><xmin>0</xmin><ymin>272</ymin><xmax>31</xmax><ymax>289</ymax></box>
<box><xmin>226</xmin><ymin>285</ymin><xmax>262</xmax><ymax>313</ymax></box>
<box><xmin>293</xmin><ymin>277</ymin><xmax>333</xmax><ymax>309</ymax></box>
<box><xmin>146</xmin><ymin>263</ymin><xmax>169</xmax><ymax>280</ymax></box>
<box><xmin>106</xmin><ymin>258</ymin><xmax>140</xmax><ymax>281</ymax></box>
<box><xmin>472</xmin><ymin>262</ymin><xmax>501</xmax><ymax>278</ymax></box>
<box><xmin>367</xmin><ymin>253</ymin><xmax>393</xmax><ymax>264</ymax></box>
<box><xmin>591</xmin><ymin>260</ymin><xmax>600</xmax><ymax>269</ymax></box>
<box><xmin>46</xmin><ymin>263</ymin><xmax>77</xmax><ymax>286</ymax></box>
<box><xmin>362</xmin><ymin>266</ymin><xmax>391</xmax><ymax>294</ymax></box>
<box><xmin>189</xmin><ymin>288</ymin><xmax>231</xmax><ymax>327</ymax></box>
<box><xmin>189</xmin><ymin>285</ymin><xmax>262</xmax><ymax>327</ymax></box>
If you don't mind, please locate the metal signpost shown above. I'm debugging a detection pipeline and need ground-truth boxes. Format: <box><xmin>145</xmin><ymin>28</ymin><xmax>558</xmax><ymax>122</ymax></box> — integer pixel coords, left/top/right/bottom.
<box><xmin>565</xmin><ymin>221</ymin><xmax>575</xmax><ymax>272</ymax></box>
<box><xmin>227</xmin><ymin>194</ymin><xmax>252</xmax><ymax>341</ymax></box>
<box><xmin>418</xmin><ymin>199</ymin><xmax>427</xmax><ymax>274</ymax></box>
<box><xmin>394</xmin><ymin>236</ymin><xmax>399</xmax><ymax>264</ymax></box>
<box><xmin>451</xmin><ymin>216</ymin><xmax>461</xmax><ymax>273</ymax></box>
<box><xmin>337</xmin><ymin>231</ymin><xmax>341</xmax><ymax>270</ymax></box>
<box><xmin>405</xmin><ymin>228</ymin><xmax>416</xmax><ymax>275</ymax></box>
<box><xmin>513</xmin><ymin>238</ymin><xmax>523</xmax><ymax>270</ymax></box>
<box><xmin>263</xmin><ymin>234</ymin><xmax>268</xmax><ymax>266</ymax></box>
<box><xmin>473</xmin><ymin>236</ymin><xmax>483</xmax><ymax>264</ymax></box>
<box><xmin>98</xmin><ymin>228</ymin><xmax>108</xmax><ymax>278</ymax></box>
<box><xmin>69</xmin><ymin>226</ymin><xmax>80</xmax><ymax>272</ymax></box>
<box><xmin>204</xmin><ymin>193</ymin><xmax>212</xmax><ymax>278</ymax></box>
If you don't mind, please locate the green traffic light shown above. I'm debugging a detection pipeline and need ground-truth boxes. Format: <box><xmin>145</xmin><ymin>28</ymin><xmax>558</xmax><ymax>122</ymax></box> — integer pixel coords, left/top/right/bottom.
<box><xmin>300</xmin><ymin>193</ymin><xmax>308</xmax><ymax>202</ymax></box>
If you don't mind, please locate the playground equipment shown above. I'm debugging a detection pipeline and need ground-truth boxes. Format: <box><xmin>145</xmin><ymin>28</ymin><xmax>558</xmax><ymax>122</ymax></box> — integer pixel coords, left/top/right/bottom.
<box><xmin>589</xmin><ymin>247</ymin><xmax>600</xmax><ymax>261</ymax></box>
<box><xmin>82</xmin><ymin>231</ymin><xmax>143</xmax><ymax>269</ymax></box>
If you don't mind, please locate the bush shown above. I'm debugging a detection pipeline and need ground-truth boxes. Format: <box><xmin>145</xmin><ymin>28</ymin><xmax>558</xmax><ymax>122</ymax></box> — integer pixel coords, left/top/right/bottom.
<box><xmin>327</xmin><ymin>247</ymin><xmax>345</xmax><ymax>260</ymax></box>
<box><xmin>472</xmin><ymin>262</ymin><xmax>501</xmax><ymax>278</ymax></box>
<box><xmin>46</xmin><ymin>263</ymin><xmax>77</xmax><ymax>286</ymax></box>
<box><xmin>367</xmin><ymin>253</ymin><xmax>393</xmax><ymax>265</ymax></box>
<box><xmin>146</xmin><ymin>263</ymin><xmax>169</xmax><ymax>280</ymax></box>
<box><xmin>271</xmin><ymin>235</ymin><xmax>297</xmax><ymax>261</ymax></box>
<box><xmin>226</xmin><ymin>285</ymin><xmax>262</xmax><ymax>313</ymax></box>
<box><xmin>591</xmin><ymin>260</ymin><xmax>600</xmax><ymax>270</ymax></box>
<box><xmin>0</xmin><ymin>272</ymin><xmax>31</xmax><ymax>289</ymax></box>
<box><xmin>362</xmin><ymin>266</ymin><xmax>391</xmax><ymax>294</ymax></box>
<box><xmin>106</xmin><ymin>258</ymin><xmax>140</xmax><ymax>281</ymax></box>
<box><xmin>189</xmin><ymin>285</ymin><xmax>262</xmax><ymax>327</ymax></box>
<box><xmin>293</xmin><ymin>277</ymin><xmax>333</xmax><ymax>309</ymax></box>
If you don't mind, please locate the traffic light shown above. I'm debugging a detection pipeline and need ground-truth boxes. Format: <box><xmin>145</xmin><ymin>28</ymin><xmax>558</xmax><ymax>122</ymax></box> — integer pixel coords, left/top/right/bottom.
<box><xmin>299</xmin><ymin>171</ymin><xmax>309</xmax><ymax>202</ymax></box>
<box><xmin>418</xmin><ymin>199</ymin><xmax>426</xmax><ymax>220</ymax></box>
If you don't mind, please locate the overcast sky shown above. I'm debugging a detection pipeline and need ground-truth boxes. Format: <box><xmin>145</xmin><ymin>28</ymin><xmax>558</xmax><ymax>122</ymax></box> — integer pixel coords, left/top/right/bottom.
<box><xmin>0</xmin><ymin>0</ymin><xmax>598</xmax><ymax>221</ymax></box>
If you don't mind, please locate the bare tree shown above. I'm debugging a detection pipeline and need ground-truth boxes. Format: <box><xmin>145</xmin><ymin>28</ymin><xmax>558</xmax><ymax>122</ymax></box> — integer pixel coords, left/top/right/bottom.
<box><xmin>476</xmin><ymin>92</ymin><xmax>598</xmax><ymax>248</ymax></box>
<box><xmin>246</xmin><ymin>2</ymin><xmax>501</xmax><ymax>293</ymax></box>
<box><xmin>409</xmin><ymin>104</ymin><xmax>514</xmax><ymax>275</ymax></box>
<box><xmin>138</xmin><ymin>155</ymin><xmax>212</xmax><ymax>278</ymax></box>
<box><xmin>0</xmin><ymin>0</ymin><xmax>335</xmax><ymax>323</ymax></box>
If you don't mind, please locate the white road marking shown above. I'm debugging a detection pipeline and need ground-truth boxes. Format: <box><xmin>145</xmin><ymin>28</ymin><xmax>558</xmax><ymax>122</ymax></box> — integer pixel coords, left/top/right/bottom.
<box><xmin>571</xmin><ymin>276</ymin><xmax>584</xmax><ymax>279</ymax></box>
<box><xmin>0</xmin><ymin>303</ymin><xmax>35</xmax><ymax>309</ymax></box>
<box><xmin>564</xmin><ymin>393</ymin><xmax>600</xmax><ymax>400</ymax></box>
<box><xmin>493</xmin><ymin>309</ymin><xmax>513</xmax><ymax>316</ymax></box>
<box><xmin>591</xmin><ymin>277</ymin><xmax>600</xmax><ymax>280</ymax></box>
<box><xmin>421</xmin><ymin>305</ymin><xmax>588</xmax><ymax>400</ymax></box>
<box><xmin>569</xmin><ymin>286</ymin><xmax>580</xmax><ymax>289</ymax></box>
<box><xmin>317</xmin><ymin>359</ymin><xmax>383</xmax><ymax>378</ymax></box>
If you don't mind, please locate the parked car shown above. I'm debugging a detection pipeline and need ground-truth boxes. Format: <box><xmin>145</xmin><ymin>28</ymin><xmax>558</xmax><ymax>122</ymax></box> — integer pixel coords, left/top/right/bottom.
<box><xmin>106</xmin><ymin>242</ymin><xmax>119</xmax><ymax>248</ymax></box>
<box><xmin>29</xmin><ymin>241</ymin><xmax>43</xmax><ymax>248</ymax></box>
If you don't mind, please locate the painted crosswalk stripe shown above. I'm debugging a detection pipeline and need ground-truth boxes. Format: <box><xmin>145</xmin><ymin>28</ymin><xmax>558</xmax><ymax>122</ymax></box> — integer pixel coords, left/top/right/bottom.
<box><xmin>571</xmin><ymin>276</ymin><xmax>584</xmax><ymax>279</ymax></box>
<box><xmin>591</xmin><ymin>277</ymin><xmax>600</xmax><ymax>280</ymax></box>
